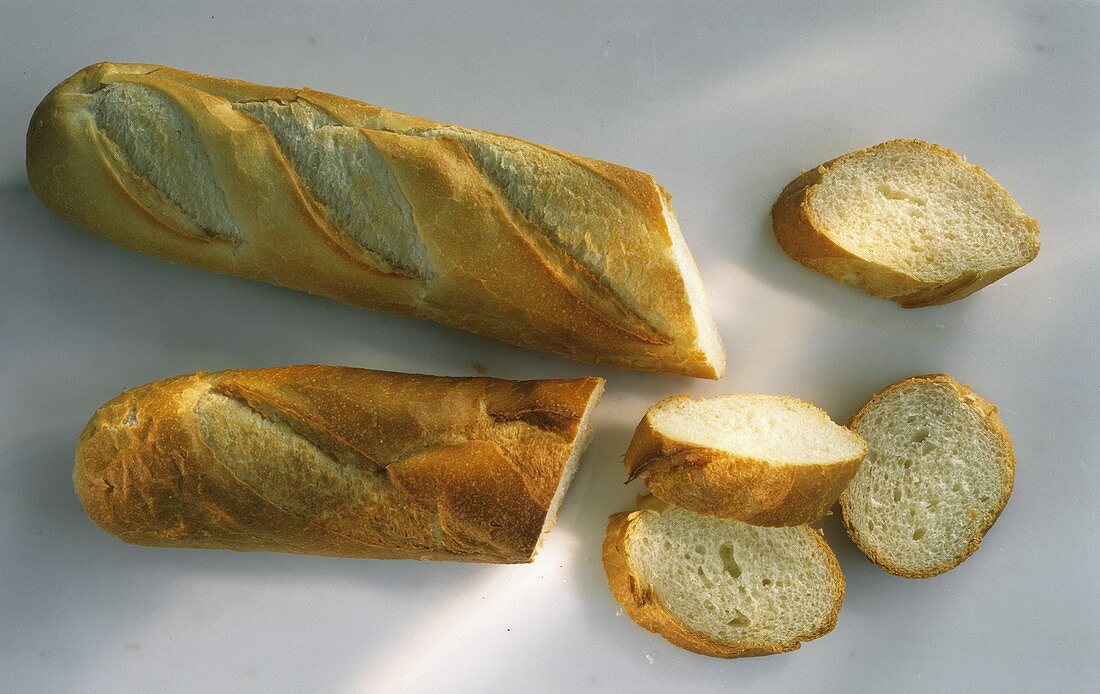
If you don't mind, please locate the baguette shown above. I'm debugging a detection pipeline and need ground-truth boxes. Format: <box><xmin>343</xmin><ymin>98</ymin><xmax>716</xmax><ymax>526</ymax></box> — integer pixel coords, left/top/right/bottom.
<box><xmin>771</xmin><ymin>139</ymin><xmax>1039</xmax><ymax>307</ymax></box>
<box><xmin>840</xmin><ymin>374</ymin><xmax>1014</xmax><ymax>577</ymax></box>
<box><xmin>27</xmin><ymin>62</ymin><xmax>724</xmax><ymax>378</ymax></box>
<box><xmin>74</xmin><ymin>365</ymin><xmax>604</xmax><ymax>563</ymax></box>
<box><xmin>623</xmin><ymin>394</ymin><xmax>866</xmax><ymax>526</ymax></box>
<box><xmin>603</xmin><ymin>499</ymin><xmax>844</xmax><ymax>658</ymax></box>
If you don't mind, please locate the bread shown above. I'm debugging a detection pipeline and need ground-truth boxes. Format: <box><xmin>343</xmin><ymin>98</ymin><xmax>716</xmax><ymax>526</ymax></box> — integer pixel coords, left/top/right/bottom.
<box><xmin>623</xmin><ymin>394</ymin><xmax>866</xmax><ymax>526</ymax></box>
<box><xmin>603</xmin><ymin>498</ymin><xmax>844</xmax><ymax>658</ymax></box>
<box><xmin>771</xmin><ymin>139</ymin><xmax>1039</xmax><ymax>307</ymax></box>
<box><xmin>27</xmin><ymin>62</ymin><xmax>724</xmax><ymax>378</ymax></box>
<box><xmin>73</xmin><ymin>365</ymin><xmax>604</xmax><ymax>563</ymax></box>
<box><xmin>840</xmin><ymin>374</ymin><xmax>1014</xmax><ymax>578</ymax></box>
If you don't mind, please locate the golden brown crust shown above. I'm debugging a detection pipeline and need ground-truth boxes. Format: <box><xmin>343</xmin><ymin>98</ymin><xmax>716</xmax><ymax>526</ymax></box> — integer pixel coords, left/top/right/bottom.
<box><xmin>623</xmin><ymin>396</ymin><xmax>866</xmax><ymax>526</ymax></box>
<box><xmin>27</xmin><ymin>62</ymin><xmax>722</xmax><ymax>377</ymax></box>
<box><xmin>73</xmin><ymin>366</ymin><xmax>604</xmax><ymax>563</ymax></box>
<box><xmin>839</xmin><ymin>374</ymin><xmax>1016</xmax><ymax>578</ymax></box>
<box><xmin>770</xmin><ymin>139</ymin><xmax>1040</xmax><ymax>307</ymax></box>
<box><xmin>602</xmin><ymin>508</ymin><xmax>845</xmax><ymax>658</ymax></box>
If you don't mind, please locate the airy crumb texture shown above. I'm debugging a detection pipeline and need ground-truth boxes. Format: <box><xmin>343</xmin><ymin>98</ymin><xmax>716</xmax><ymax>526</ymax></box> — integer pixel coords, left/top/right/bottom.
<box><xmin>649</xmin><ymin>395</ymin><xmax>864</xmax><ymax>464</ymax></box>
<box><xmin>810</xmin><ymin>141</ymin><xmax>1036</xmax><ymax>280</ymax></box>
<box><xmin>603</xmin><ymin>503</ymin><xmax>844</xmax><ymax>658</ymax></box>
<box><xmin>625</xmin><ymin>395</ymin><xmax>866</xmax><ymax>526</ymax></box>
<box><xmin>841</xmin><ymin>374</ymin><xmax>1014</xmax><ymax>578</ymax></box>
<box><xmin>772</xmin><ymin>139</ymin><xmax>1039</xmax><ymax>307</ymax></box>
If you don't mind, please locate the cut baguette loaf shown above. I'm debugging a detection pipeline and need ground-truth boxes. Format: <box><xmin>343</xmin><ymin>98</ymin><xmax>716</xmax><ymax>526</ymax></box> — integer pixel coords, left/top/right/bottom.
<box><xmin>840</xmin><ymin>374</ymin><xmax>1014</xmax><ymax>578</ymax></box>
<box><xmin>771</xmin><ymin>139</ymin><xmax>1039</xmax><ymax>307</ymax></box>
<box><xmin>74</xmin><ymin>365</ymin><xmax>604</xmax><ymax>563</ymax></box>
<box><xmin>623</xmin><ymin>395</ymin><xmax>866</xmax><ymax>526</ymax></box>
<box><xmin>27</xmin><ymin>62</ymin><xmax>724</xmax><ymax>378</ymax></box>
<box><xmin>603</xmin><ymin>499</ymin><xmax>844</xmax><ymax>658</ymax></box>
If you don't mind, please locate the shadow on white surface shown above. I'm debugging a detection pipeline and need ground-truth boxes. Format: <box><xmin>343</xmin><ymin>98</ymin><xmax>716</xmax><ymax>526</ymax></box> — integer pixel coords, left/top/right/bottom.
<box><xmin>0</xmin><ymin>424</ymin><xmax>507</xmax><ymax>689</ymax></box>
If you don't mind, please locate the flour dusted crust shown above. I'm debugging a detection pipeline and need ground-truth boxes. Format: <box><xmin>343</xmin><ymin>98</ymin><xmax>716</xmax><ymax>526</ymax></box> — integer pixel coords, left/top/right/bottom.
<box><xmin>28</xmin><ymin>62</ymin><xmax>723</xmax><ymax>377</ymax></box>
<box><xmin>74</xmin><ymin>365</ymin><xmax>603</xmax><ymax>563</ymax></box>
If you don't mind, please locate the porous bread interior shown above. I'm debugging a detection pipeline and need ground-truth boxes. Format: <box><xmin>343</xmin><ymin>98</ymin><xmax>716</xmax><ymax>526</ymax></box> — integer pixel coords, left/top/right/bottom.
<box><xmin>627</xmin><ymin>506</ymin><xmax>838</xmax><ymax>644</ymax></box>
<box><xmin>844</xmin><ymin>380</ymin><xmax>1011</xmax><ymax>574</ymax></box>
<box><xmin>93</xmin><ymin>82</ymin><xmax>238</xmax><ymax>238</ymax></box>
<box><xmin>661</xmin><ymin>204</ymin><xmax>725</xmax><ymax>375</ymax></box>
<box><xmin>422</xmin><ymin>125</ymin><xmax>676</xmax><ymax>338</ymax></box>
<box><xmin>808</xmin><ymin>141</ymin><xmax>1036</xmax><ymax>282</ymax></box>
<box><xmin>536</xmin><ymin>380</ymin><xmax>604</xmax><ymax>543</ymax></box>
<box><xmin>236</xmin><ymin>100</ymin><xmax>429</xmax><ymax>278</ymax></box>
<box><xmin>648</xmin><ymin>395</ymin><xmax>864</xmax><ymax>464</ymax></box>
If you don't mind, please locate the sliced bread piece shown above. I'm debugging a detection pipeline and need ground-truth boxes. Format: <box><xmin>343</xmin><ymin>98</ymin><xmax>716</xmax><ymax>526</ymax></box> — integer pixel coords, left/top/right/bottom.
<box><xmin>603</xmin><ymin>499</ymin><xmax>844</xmax><ymax>658</ymax></box>
<box><xmin>840</xmin><ymin>374</ymin><xmax>1015</xmax><ymax>578</ymax></box>
<box><xmin>623</xmin><ymin>394</ymin><xmax>867</xmax><ymax>526</ymax></box>
<box><xmin>771</xmin><ymin>139</ymin><xmax>1040</xmax><ymax>307</ymax></box>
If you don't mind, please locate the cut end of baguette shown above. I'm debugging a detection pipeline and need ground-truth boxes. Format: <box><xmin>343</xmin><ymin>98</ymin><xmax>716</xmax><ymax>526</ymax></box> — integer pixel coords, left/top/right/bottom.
<box><xmin>773</xmin><ymin>139</ymin><xmax>1039</xmax><ymax>307</ymax></box>
<box><xmin>603</xmin><ymin>503</ymin><xmax>844</xmax><ymax>658</ymax></box>
<box><xmin>840</xmin><ymin>374</ymin><xmax>1014</xmax><ymax>578</ymax></box>
<box><xmin>625</xmin><ymin>395</ymin><xmax>866</xmax><ymax>526</ymax></box>
<box><xmin>660</xmin><ymin>198</ymin><xmax>726</xmax><ymax>379</ymax></box>
<box><xmin>535</xmin><ymin>378</ymin><xmax>605</xmax><ymax>550</ymax></box>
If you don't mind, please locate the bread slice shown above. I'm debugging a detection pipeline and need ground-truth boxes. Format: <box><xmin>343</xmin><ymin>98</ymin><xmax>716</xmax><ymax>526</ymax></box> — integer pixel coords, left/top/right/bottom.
<box><xmin>840</xmin><ymin>374</ymin><xmax>1015</xmax><ymax>578</ymax></box>
<box><xmin>603</xmin><ymin>499</ymin><xmax>844</xmax><ymax>658</ymax></box>
<box><xmin>623</xmin><ymin>395</ymin><xmax>866</xmax><ymax>526</ymax></box>
<box><xmin>771</xmin><ymin>139</ymin><xmax>1039</xmax><ymax>307</ymax></box>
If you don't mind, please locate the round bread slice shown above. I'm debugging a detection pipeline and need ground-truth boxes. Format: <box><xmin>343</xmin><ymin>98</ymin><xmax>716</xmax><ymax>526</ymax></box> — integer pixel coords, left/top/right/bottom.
<box><xmin>623</xmin><ymin>394</ymin><xmax>867</xmax><ymax>526</ymax></box>
<box><xmin>603</xmin><ymin>500</ymin><xmax>844</xmax><ymax>658</ymax></box>
<box><xmin>840</xmin><ymin>374</ymin><xmax>1015</xmax><ymax>578</ymax></box>
<box><xmin>771</xmin><ymin>139</ymin><xmax>1040</xmax><ymax>307</ymax></box>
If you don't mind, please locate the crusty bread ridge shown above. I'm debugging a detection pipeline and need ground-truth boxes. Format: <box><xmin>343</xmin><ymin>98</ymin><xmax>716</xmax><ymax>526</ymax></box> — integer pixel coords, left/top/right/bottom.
<box><xmin>603</xmin><ymin>500</ymin><xmax>844</xmax><ymax>658</ymax></box>
<box><xmin>840</xmin><ymin>374</ymin><xmax>1014</xmax><ymax>578</ymax></box>
<box><xmin>74</xmin><ymin>365</ymin><xmax>604</xmax><ymax>563</ymax></box>
<box><xmin>27</xmin><ymin>62</ymin><xmax>723</xmax><ymax>378</ymax></box>
<box><xmin>623</xmin><ymin>394</ymin><xmax>866</xmax><ymax>526</ymax></box>
<box><xmin>771</xmin><ymin>139</ymin><xmax>1039</xmax><ymax>307</ymax></box>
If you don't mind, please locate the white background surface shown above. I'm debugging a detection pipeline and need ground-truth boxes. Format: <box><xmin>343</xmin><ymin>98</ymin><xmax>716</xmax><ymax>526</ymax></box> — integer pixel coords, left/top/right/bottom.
<box><xmin>1</xmin><ymin>2</ymin><xmax>1097</xmax><ymax>692</ymax></box>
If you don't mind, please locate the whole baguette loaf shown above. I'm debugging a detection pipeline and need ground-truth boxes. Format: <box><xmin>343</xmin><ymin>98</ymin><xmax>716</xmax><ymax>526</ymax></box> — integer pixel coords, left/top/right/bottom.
<box><xmin>74</xmin><ymin>365</ymin><xmax>604</xmax><ymax>563</ymax></box>
<box><xmin>28</xmin><ymin>62</ymin><xmax>724</xmax><ymax>378</ymax></box>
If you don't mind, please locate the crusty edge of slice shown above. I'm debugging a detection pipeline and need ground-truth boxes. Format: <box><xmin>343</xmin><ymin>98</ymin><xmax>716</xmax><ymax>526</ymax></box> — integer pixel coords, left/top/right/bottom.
<box><xmin>770</xmin><ymin>139</ymin><xmax>1040</xmax><ymax>308</ymax></box>
<box><xmin>839</xmin><ymin>373</ymin><xmax>1016</xmax><ymax>578</ymax></box>
<box><xmin>601</xmin><ymin>507</ymin><xmax>845</xmax><ymax>658</ymax></box>
<box><xmin>623</xmin><ymin>395</ymin><xmax>866</xmax><ymax>526</ymax></box>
